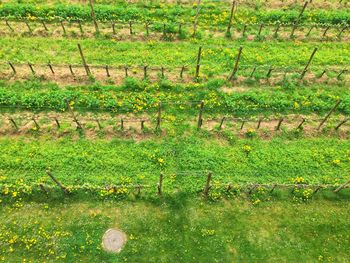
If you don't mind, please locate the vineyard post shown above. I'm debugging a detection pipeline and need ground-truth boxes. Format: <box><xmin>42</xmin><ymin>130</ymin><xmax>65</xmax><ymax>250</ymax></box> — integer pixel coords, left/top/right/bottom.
<box><xmin>180</xmin><ymin>66</ymin><xmax>185</xmax><ymax>78</ymax></box>
<box><xmin>28</xmin><ymin>62</ymin><xmax>35</xmax><ymax>75</ymax></box>
<box><xmin>157</xmin><ymin>172</ymin><xmax>164</xmax><ymax>195</ymax></box>
<box><xmin>54</xmin><ymin>117</ymin><xmax>60</xmax><ymax>129</ymax></box>
<box><xmin>337</xmin><ymin>69</ymin><xmax>347</xmax><ymax>79</ymax></box>
<box><xmin>274</xmin><ymin>23</ymin><xmax>281</xmax><ymax>37</ymax></box>
<box><xmin>69</xmin><ymin>65</ymin><xmax>75</xmax><ymax>76</ymax></box>
<box><xmin>322</xmin><ymin>26</ymin><xmax>330</xmax><ymax>38</ymax></box>
<box><xmin>290</xmin><ymin>1</ymin><xmax>308</xmax><ymax>38</ymax></box>
<box><xmin>192</xmin><ymin>0</ymin><xmax>202</xmax><ymax>37</ymax></box>
<box><xmin>88</xmin><ymin>0</ymin><xmax>99</xmax><ymax>34</ymax></box>
<box><xmin>156</xmin><ymin>102</ymin><xmax>162</xmax><ymax>130</ymax></box>
<box><xmin>145</xmin><ymin>22</ymin><xmax>149</xmax><ymax>36</ymax></box>
<box><xmin>197</xmin><ymin>101</ymin><xmax>204</xmax><ymax>129</ymax></box>
<box><xmin>124</xmin><ymin>66</ymin><xmax>129</xmax><ymax>77</ymax></box>
<box><xmin>317</xmin><ymin>100</ymin><xmax>342</xmax><ymax>130</ymax></box>
<box><xmin>334</xmin><ymin>180</ymin><xmax>350</xmax><ymax>193</ymax></box>
<box><xmin>46</xmin><ymin>170</ymin><xmax>70</xmax><ymax>194</ymax></box>
<box><xmin>8</xmin><ymin>61</ymin><xmax>16</xmax><ymax>74</ymax></box>
<box><xmin>162</xmin><ymin>23</ymin><xmax>166</xmax><ymax>38</ymax></box>
<box><xmin>242</xmin><ymin>24</ymin><xmax>247</xmax><ymax>37</ymax></box>
<box><xmin>300</xmin><ymin>47</ymin><xmax>318</xmax><ymax>79</ymax></box>
<box><xmin>141</xmin><ymin>120</ymin><xmax>145</xmax><ymax>130</ymax></box>
<box><xmin>313</xmin><ymin>185</ymin><xmax>324</xmax><ymax>194</ymax></box>
<box><xmin>297</xmin><ymin>118</ymin><xmax>306</xmax><ymax>129</ymax></box>
<box><xmin>32</xmin><ymin>117</ymin><xmax>40</xmax><ymax>130</ymax></box>
<box><xmin>24</xmin><ymin>20</ymin><xmax>33</xmax><ymax>34</ymax></box>
<box><xmin>96</xmin><ymin>119</ymin><xmax>102</xmax><ymax>130</ymax></box>
<box><xmin>161</xmin><ymin>67</ymin><xmax>165</xmax><ymax>78</ymax></box>
<box><xmin>9</xmin><ymin>118</ymin><xmax>18</xmax><ymax>131</ymax></box>
<box><xmin>257</xmin><ymin>118</ymin><xmax>262</xmax><ymax>129</ymax></box>
<box><xmin>143</xmin><ymin>65</ymin><xmax>148</xmax><ymax>79</ymax></box>
<box><xmin>78</xmin><ymin>20</ymin><xmax>84</xmax><ymax>34</ymax></box>
<box><xmin>226</xmin><ymin>0</ymin><xmax>236</xmax><ymax>36</ymax></box>
<box><xmin>178</xmin><ymin>23</ymin><xmax>182</xmax><ymax>36</ymax></box>
<box><xmin>203</xmin><ymin>172</ymin><xmax>212</xmax><ymax>199</ymax></box>
<box><xmin>41</xmin><ymin>20</ymin><xmax>48</xmax><ymax>31</ymax></box>
<box><xmin>5</xmin><ymin>20</ymin><xmax>14</xmax><ymax>32</ymax></box>
<box><xmin>105</xmin><ymin>65</ymin><xmax>110</xmax><ymax>77</ymax></box>
<box><xmin>337</xmin><ymin>26</ymin><xmax>347</xmax><ymax>39</ymax></box>
<box><xmin>258</xmin><ymin>23</ymin><xmax>264</xmax><ymax>37</ymax></box>
<box><xmin>306</xmin><ymin>26</ymin><xmax>313</xmax><ymax>37</ymax></box>
<box><xmin>66</xmin><ymin>99</ymin><xmax>83</xmax><ymax>130</ymax></box>
<box><xmin>319</xmin><ymin>69</ymin><xmax>327</xmax><ymax>78</ymax></box>
<box><xmin>77</xmin><ymin>43</ymin><xmax>91</xmax><ymax>76</ymax></box>
<box><xmin>195</xmin><ymin>46</ymin><xmax>202</xmax><ymax>79</ymax></box>
<box><xmin>120</xmin><ymin>118</ymin><xmax>124</xmax><ymax>130</ymax></box>
<box><xmin>48</xmin><ymin>62</ymin><xmax>55</xmax><ymax>75</ymax></box>
<box><xmin>266</xmin><ymin>67</ymin><xmax>273</xmax><ymax>78</ymax></box>
<box><xmin>270</xmin><ymin>184</ymin><xmax>277</xmax><ymax>193</ymax></box>
<box><xmin>334</xmin><ymin>118</ymin><xmax>348</xmax><ymax>130</ymax></box>
<box><xmin>39</xmin><ymin>184</ymin><xmax>48</xmax><ymax>194</ymax></box>
<box><xmin>240</xmin><ymin>120</ymin><xmax>245</xmax><ymax>130</ymax></box>
<box><xmin>250</xmin><ymin>66</ymin><xmax>257</xmax><ymax>78</ymax></box>
<box><xmin>112</xmin><ymin>22</ymin><xmax>116</xmax><ymax>34</ymax></box>
<box><xmin>275</xmin><ymin>118</ymin><xmax>284</xmax><ymax>131</ymax></box>
<box><xmin>60</xmin><ymin>20</ymin><xmax>67</xmax><ymax>36</ymax></box>
<box><xmin>219</xmin><ymin>117</ymin><xmax>226</xmax><ymax>129</ymax></box>
<box><xmin>228</xmin><ymin>46</ymin><xmax>243</xmax><ymax>81</ymax></box>
<box><xmin>129</xmin><ymin>21</ymin><xmax>133</xmax><ymax>35</ymax></box>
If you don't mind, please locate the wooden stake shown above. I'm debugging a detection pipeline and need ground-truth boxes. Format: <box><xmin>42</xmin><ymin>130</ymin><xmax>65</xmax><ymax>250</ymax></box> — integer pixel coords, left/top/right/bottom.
<box><xmin>124</xmin><ymin>66</ymin><xmax>129</xmax><ymax>77</ymax></box>
<box><xmin>156</xmin><ymin>102</ymin><xmax>162</xmax><ymax>130</ymax></box>
<box><xmin>145</xmin><ymin>22</ymin><xmax>149</xmax><ymax>36</ymax></box>
<box><xmin>157</xmin><ymin>172</ymin><xmax>164</xmax><ymax>195</ymax></box>
<box><xmin>274</xmin><ymin>23</ymin><xmax>281</xmax><ymax>37</ymax></box>
<box><xmin>203</xmin><ymin>172</ymin><xmax>212</xmax><ymax>198</ymax></box>
<box><xmin>60</xmin><ymin>20</ymin><xmax>67</xmax><ymax>36</ymax></box>
<box><xmin>143</xmin><ymin>65</ymin><xmax>148</xmax><ymax>79</ymax></box>
<box><xmin>39</xmin><ymin>184</ymin><xmax>48</xmax><ymax>194</ymax></box>
<box><xmin>306</xmin><ymin>26</ymin><xmax>314</xmax><ymax>37</ymax></box>
<box><xmin>46</xmin><ymin>170</ymin><xmax>70</xmax><ymax>194</ymax></box>
<box><xmin>242</xmin><ymin>24</ymin><xmax>247</xmax><ymax>37</ymax></box>
<box><xmin>300</xmin><ymin>47</ymin><xmax>318</xmax><ymax>79</ymax></box>
<box><xmin>78</xmin><ymin>20</ymin><xmax>84</xmax><ymax>34</ymax></box>
<box><xmin>192</xmin><ymin>0</ymin><xmax>202</xmax><ymax>37</ymax></box>
<box><xmin>28</xmin><ymin>62</ymin><xmax>35</xmax><ymax>75</ymax></box>
<box><xmin>88</xmin><ymin>0</ymin><xmax>99</xmax><ymax>34</ymax></box>
<box><xmin>41</xmin><ymin>20</ymin><xmax>48</xmax><ymax>31</ymax></box>
<box><xmin>334</xmin><ymin>118</ymin><xmax>348</xmax><ymax>130</ymax></box>
<box><xmin>219</xmin><ymin>117</ymin><xmax>226</xmax><ymax>129</ymax></box>
<box><xmin>258</xmin><ymin>23</ymin><xmax>264</xmax><ymax>37</ymax></box>
<box><xmin>120</xmin><ymin>118</ymin><xmax>124</xmax><ymax>130</ymax></box>
<box><xmin>54</xmin><ymin>117</ymin><xmax>60</xmax><ymax>129</ymax></box>
<box><xmin>195</xmin><ymin>46</ymin><xmax>202</xmax><ymax>79</ymax></box>
<box><xmin>297</xmin><ymin>118</ymin><xmax>306</xmax><ymax>129</ymax></box>
<box><xmin>161</xmin><ymin>67</ymin><xmax>165</xmax><ymax>78</ymax></box>
<box><xmin>96</xmin><ymin>119</ymin><xmax>102</xmax><ymax>130</ymax></box>
<box><xmin>141</xmin><ymin>120</ymin><xmax>145</xmax><ymax>130</ymax></box>
<box><xmin>48</xmin><ymin>62</ymin><xmax>55</xmax><ymax>75</ymax></box>
<box><xmin>32</xmin><ymin>117</ymin><xmax>40</xmax><ymax>130</ymax></box>
<box><xmin>250</xmin><ymin>66</ymin><xmax>257</xmax><ymax>78</ymax></box>
<box><xmin>226</xmin><ymin>0</ymin><xmax>236</xmax><ymax>35</ymax></box>
<box><xmin>69</xmin><ymin>65</ymin><xmax>75</xmax><ymax>76</ymax></box>
<box><xmin>197</xmin><ymin>101</ymin><xmax>204</xmax><ymax>129</ymax></box>
<box><xmin>240</xmin><ymin>120</ymin><xmax>245</xmax><ymax>130</ymax></box>
<box><xmin>337</xmin><ymin>69</ymin><xmax>347</xmax><ymax>79</ymax></box>
<box><xmin>9</xmin><ymin>118</ymin><xmax>18</xmax><ymax>130</ymax></box>
<box><xmin>105</xmin><ymin>65</ymin><xmax>110</xmax><ymax>77</ymax></box>
<box><xmin>275</xmin><ymin>118</ymin><xmax>284</xmax><ymax>131</ymax></box>
<box><xmin>66</xmin><ymin>99</ymin><xmax>83</xmax><ymax>130</ymax></box>
<box><xmin>319</xmin><ymin>69</ymin><xmax>327</xmax><ymax>78</ymax></box>
<box><xmin>337</xmin><ymin>26</ymin><xmax>347</xmax><ymax>39</ymax></box>
<box><xmin>129</xmin><ymin>21</ymin><xmax>133</xmax><ymax>35</ymax></box>
<box><xmin>228</xmin><ymin>46</ymin><xmax>243</xmax><ymax>81</ymax></box>
<box><xmin>24</xmin><ymin>20</ymin><xmax>33</xmax><ymax>34</ymax></box>
<box><xmin>112</xmin><ymin>22</ymin><xmax>116</xmax><ymax>34</ymax></box>
<box><xmin>77</xmin><ymin>43</ymin><xmax>91</xmax><ymax>76</ymax></box>
<box><xmin>5</xmin><ymin>20</ymin><xmax>14</xmax><ymax>32</ymax></box>
<box><xmin>317</xmin><ymin>100</ymin><xmax>342</xmax><ymax>130</ymax></box>
<box><xmin>180</xmin><ymin>66</ymin><xmax>185</xmax><ymax>78</ymax></box>
<box><xmin>290</xmin><ymin>1</ymin><xmax>308</xmax><ymax>38</ymax></box>
<box><xmin>257</xmin><ymin>118</ymin><xmax>262</xmax><ymax>129</ymax></box>
<box><xmin>266</xmin><ymin>67</ymin><xmax>273</xmax><ymax>78</ymax></box>
<box><xmin>8</xmin><ymin>61</ymin><xmax>16</xmax><ymax>74</ymax></box>
<box><xmin>322</xmin><ymin>26</ymin><xmax>330</xmax><ymax>38</ymax></box>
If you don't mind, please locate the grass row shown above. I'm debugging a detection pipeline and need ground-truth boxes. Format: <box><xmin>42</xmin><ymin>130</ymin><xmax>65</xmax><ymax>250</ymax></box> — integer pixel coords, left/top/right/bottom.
<box><xmin>0</xmin><ymin>80</ymin><xmax>348</xmax><ymax>115</ymax></box>
<box><xmin>1</xmin><ymin>2</ymin><xmax>350</xmax><ymax>26</ymax></box>
<box><xmin>1</xmin><ymin>198</ymin><xmax>349</xmax><ymax>262</ymax></box>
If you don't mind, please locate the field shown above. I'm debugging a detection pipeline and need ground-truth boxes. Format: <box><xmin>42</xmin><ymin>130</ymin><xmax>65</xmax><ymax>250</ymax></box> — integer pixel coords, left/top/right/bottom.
<box><xmin>0</xmin><ymin>0</ymin><xmax>350</xmax><ymax>262</ymax></box>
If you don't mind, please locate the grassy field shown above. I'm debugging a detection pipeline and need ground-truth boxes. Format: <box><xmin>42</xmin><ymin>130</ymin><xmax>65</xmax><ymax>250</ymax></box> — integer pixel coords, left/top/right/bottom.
<box><xmin>1</xmin><ymin>198</ymin><xmax>350</xmax><ymax>262</ymax></box>
<box><xmin>1</xmin><ymin>0</ymin><xmax>350</xmax><ymax>261</ymax></box>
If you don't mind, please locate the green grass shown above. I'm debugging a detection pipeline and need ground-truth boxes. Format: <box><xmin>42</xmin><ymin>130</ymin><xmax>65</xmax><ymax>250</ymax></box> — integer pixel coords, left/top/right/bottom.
<box><xmin>1</xmin><ymin>198</ymin><xmax>350</xmax><ymax>262</ymax></box>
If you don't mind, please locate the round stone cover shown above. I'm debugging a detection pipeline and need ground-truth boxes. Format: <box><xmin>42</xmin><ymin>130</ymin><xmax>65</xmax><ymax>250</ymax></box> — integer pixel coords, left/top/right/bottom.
<box><xmin>102</xmin><ymin>229</ymin><xmax>127</xmax><ymax>253</ymax></box>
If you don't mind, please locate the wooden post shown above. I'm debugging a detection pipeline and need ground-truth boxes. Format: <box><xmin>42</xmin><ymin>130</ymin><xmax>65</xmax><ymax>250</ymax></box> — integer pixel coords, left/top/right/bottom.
<box><xmin>41</xmin><ymin>20</ymin><xmax>48</xmax><ymax>31</ymax></box>
<box><xmin>300</xmin><ymin>47</ymin><xmax>318</xmax><ymax>79</ymax></box>
<box><xmin>334</xmin><ymin>180</ymin><xmax>350</xmax><ymax>193</ymax></box>
<box><xmin>8</xmin><ymin>61</ymin><xmax>16</xmax><ymax>74</ymax></box>
<box><xmin>242</xmin><ymin>24</ymin><xmax>247</xmax><ymax>37</ymax></box>
<box><xmin>77</xmin><ymin>43</ymin><xmax>91</xmax><ymax>76</ymax></box>
<box><xmin>66</xmin><ymin>99</ymin><xmax>83</xmax><ymax>130</ymax></box>
<box><xmin>270</xmin><ymin>184</ymin><xmax>277</xmax><ymax>193</ymax></box>
<box><xmin>219</xmin><ymin>117</ymin><xmax>226</xmax><ymax>129</ymax></box>
<box><xmin>129</xmin><ymin>21</ymin><xmax>133</xmax><ymax>35</ymax></box>
<box><xmin>54</xmin><ymin>117</ymin><xmax>60</xmax><ymax>129</ymax></box>
<box><xmin>112</xmin><ymin>22</ymin><xmax>116</xmax><ymax>34</ymax></box>
<box><xmin>297</xmin><ymin>118</ymin><xmax>306</xmax><ymax>129</ymax></box>
<box><xmin>46</xmin><ymin>170</ymin><xmax>70</xmax><ymax>194</ymax></box>
<box><xmin>240</xmin><ymin>120</ymin><xmax>245</xmax><ymax>130</ymax></box>
<box><xmin>317</xmin><ymin>100</ymin><xmax>342</xmax><ymax>130</ymax></box>
<box><xmin>78</xmin><ymin>20</ymin><xmax>84</xmax><ymax>34</ymax></box>
<box><xmin>48</xmin><ymin>62</ymin><xmax>55</xmax><ymax>75</ymax></box>
<box><xmin>313</xmin><ymin>185</ymin><xmax>324</xmax><ymax>194</ymax></box>
<box><xmin>9</xmin><ymin>118</ymin><xmax>18</xmax><ymax>131</ymax></box>
<box><xmin>319</xmin><ymin>69</ymin><xmax>327</xmax><ymax>78</ymax></box>
<box><xmin>69</xmin><ymin>65</ymin><xmax>75</xmax><ymax>76</ymax></box>
<box><xmin>156</xmin><ymin>102</ymin><xmax>162</xmax><ymax>130</ymax></box>
<box><xmin>5</xmin><ymin>20</ymin><xmax>14</xmax><ymax>32</ymax></box>
<box><xmin>120</xmin><ymin>118</ymin><xmax>124</xmax><ymax>130</ymax></box>
<box><xmin>257</xmin><ymin>118</ymin><xmax>262</xmax><ymax>129</ymax></box>
<box><xmin>337</xmin><ymin>69</ymin><xmax>347</xmax><ymax>79</ymax></box>
<box><xmin>306</xmin><ymin>26</ymin><xmax>314</xmax><ymax>37</ymax></box>
<box><xmin>105</xmin><ymin>65</ymin><xmax>110</xmax><ymax>77</ymax></box>
<box><xmin>145</xmin><ymin>22</ymin><xmax>149</xmax><ymax>36</ymax></box>
<box><xmin>192</xmin><ymin>0</ymin><xmax>202</xmax><ymax>37</ymax></box>
<box><xmin>266</xmin><ymin>67</ymin><xmax>273</xmax><ymax>78</ymax></box>
<box><xmin>334</xmin><ymin>118</ymin><xmax>348</xmax><ymax>130</ymax></box>
<box><xmin>161</xmin><ymin>67</ymin><xmax>165</xmax><ymax>78</ymax></box>
<box><xmin>28</xmin><ymin>63</ymin><xmax>35</xmax><ymax>75</ymax></box>
<box><xmin>180</xmin><ymin>66</ymin><xmax>185</xmax><ymax>78</ymax></box>
<box><xmin>197</xmin><ymin>101</ymin><xmax>204</xmax><ymax>129</ymax></box>
<box><xmin>60</xmin><ymin>20</ymin><xmax>67</xmax><ymax>36</ymax></box>
<box><xmin>250</xmin><ymin>66</ymin><xmax>257</xmax><ymax>78</ymax></box>
<box><xmin>143</xmin><ymin>65</ymin><xmax>148</xmax><ymax>79</ymax></box>
<box><xmin>39</xmin><ymin>184</ymin><xmax>48</xmax><ymax>194</ymax></box>
<box><xmin>32</xmin><ymin>118</ymin><xmax>40</xmax><ymax>130</ymax></box>
<box><xmin>24</xmin><ymin>20</ymin><xmax>33</xmax><ymax>34</ymax></box>
<box><xmin>337</xmin><ymin>26</ymin><xmax>347</xmax><ymax>39</ymax></box>
<box><xmin>195</xmin><ymin>46</ymin><xmax>202</xmax><ymax>79</ymax></box>
<box><xmin>274</xmin><ymin>23</ymin><xmax>281</xmax><ymax>37</ymax></box>
<box><xmin>141</xmin><ymin>120</ymin><xmax>145</xmax><ymax>130</ymax></box>
<box><xmin>226</xmin><ymin>0</ymin><xmax>236</xmax><ymax>35</ymax></box>
<box><xmin>89</xmin><ymin>0</ymin><xmax>99</xmax><ymax>34</ymax></box>
<box><xmin>322</xmin><ymin>26</ymin><xmax>330</xmax><ymax>38</ymax></box>
<box><xmin>124</xmin><ymin>66</ymin><xmax>129</xmax><ymax>77</ymax></box>
<box><xmin>258</xmin><ymin>23</ymin><xmax>264</xmax><ymax>37</ymax></box>
<box><xmin>157</xmin><ymin>172</ymin><xmax>164</xmax><ymax>195</ymax></box>
<box><xmin>290</xmin><ymin>1</ymin><xmax>308</xmax><ymax>38</ymax></box>
<box><xmin>228</xmin><ymin>46</ymin><xmax>243</xmax><ymax>81</ymax></box>
<box><xmin>96</xmin><ymin>119</ymin><xmax>102</xmax><ymax>130</ymax></box>
<box><xmin>178</xmin><ymin>23</ymin><xmax>182</xmax><ymax>36</ymax></box>
<box><xmin>203</xmin><ymin>172</ymin><xmax>212</xmax><ymax>198</ymax></box>
<box><xmin>275</xmin><ymin>118</ymin><xmax>284</xmax><ymax>131</ymax></box>
<box><xmin>162</xmin><ymin>23</ymin><xmax>166</xmax><ymax>38</ymax></box>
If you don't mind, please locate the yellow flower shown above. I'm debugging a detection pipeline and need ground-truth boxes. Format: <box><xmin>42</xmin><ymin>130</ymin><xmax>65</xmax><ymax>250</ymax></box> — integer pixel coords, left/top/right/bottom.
<box><xmin>158</xmin><ymin>158</ymin><xmax>165</xmax><ymax>166</ymax></box>
<box><xmin>2</xmin><ymin>187</ymin><xmax>9</xmax><ymax>195</ymax></box>
<box><xmin>12</xmin><ymin>192</ymin><xmax>17</xmax><ymax>197</ymax></box>
<box><xmin>332</xmin><ymin>159</ymin><xmax>341</xmax><ymax>166</ymax></box>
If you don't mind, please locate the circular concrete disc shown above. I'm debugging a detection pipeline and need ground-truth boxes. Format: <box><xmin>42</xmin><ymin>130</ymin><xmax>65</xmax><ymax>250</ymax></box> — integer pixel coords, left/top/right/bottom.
<box><xmin>102</xmin><ymin>229</ymin><xmax>127</xmax><ymax>253</ymax></box>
